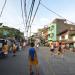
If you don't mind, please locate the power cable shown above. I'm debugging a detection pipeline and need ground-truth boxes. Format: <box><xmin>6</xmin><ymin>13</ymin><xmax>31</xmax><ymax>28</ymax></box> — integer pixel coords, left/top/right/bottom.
<box><xmin>27</xmin><ymin>0</ymin><xmax>35</xmax><ymax>27</ymax></box>
<box><xmin>0</xmin><ymin>0</ymin><xmax>7</xmax><ymax>18</ymax></box>
<box><xmin>23</xmin><ymin>0</ymin><xmax>35</xmax><ymax>37</ymax></box>
<box><xmin>25</xmin><ymin>0</ymin><xmax>35</xmax><ymax>32</ymax></box>
<box><xmin>24</xmin><ymin>0</ymin><xmax>27</xmax><ymax>27</ymax></box>
<box><xmin>27</xmin><ymin>0</ymin><xmax>35</xmax><ymax>28</ymax></box>
<box><xmin>40</xmin><ymin>3</ymin><xmax>75</xmax><ymax>24</ymax></box>
<box><xmin>23</xmin><ymin>0</ymin><xmax>28</xmax><ymax>37</ymax></box>
<box><xmin>27</xmin><ymin>0</ymin><xmax>41</xmax><ymax>38</ymax></box>
<box><xmin>26</xmin><ymin>0</ymin><xmax>42</xmax><ymax>37</ymax></box>
<box><xmin>30</xmin><ymin>0</ymin><xmax>41</xmax><ymax>26</ymax></box>
<box><xmin>25</xmin><ymin>0</ymin><xmax>33</xmax><ymax>31</ymax></box>
<box><xmin>20</xmin><ymin>0</ymin><xmax>25</xmax><ymax>27</ymax></box>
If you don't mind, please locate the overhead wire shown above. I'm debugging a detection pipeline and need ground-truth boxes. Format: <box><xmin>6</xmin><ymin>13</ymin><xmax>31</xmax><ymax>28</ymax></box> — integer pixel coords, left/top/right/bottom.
<box><xmin>0</xmin><ymin>0</ymin><xmax>7</xmax><ymax>18</ymax></box>
<box><xmin>24</xmin><ymin>0</ymin><xmax>27</xmax><ymax>28</ymax></box>
<box><xmin>25</xmin><ymin>0</ymin><xmax>33</xmax><ymax>32</ymax></box>
<box><xmin>20</xmin><ymin>0</ymin><xmax>25</xmax><ymax>28</ymax></box>
<box><xmin>26</xmin><ymin>0</ymin><xmax>41</xmax><ymax>37</ymax></box>
<box><xmin>27</xmin><ymin>0</ymin><xmax>36</xmax><ymax>40</ymax></box>
<box><xmin>28</xmin><ymin>0</ymin><xmax>41</xmax><ymax>38</ymax></box>
<box><xmin>26</xmin><ymin>0</ymin><xmax>35</xmax><ymax>35</ymax></box>
<box><xmin>30</xmin><ymin>0</ymin><xmax>41</xmax><ymax>26</ymax></box>
<box><xmin>40</xmin><ymin>3</ymin><xmax>75</xmax><ymax>24</ymax></box>
<box><xmin>21</xmin><ymin>0</ymin><xmax>75</xmax><ymax>37</ymax></box>
<box><xmin>27</xmin><ymin>0</ymin><xmax>35</xmax><ymax>27</ymax></box>
<box><xmin>23</xmin><ymin>0</ymin><xmax>34</xmax><ymax>37</ymax></box>
<box><xmin>23</xmin><ymin>0</ymin><xmax>28</xmax><ymax>37</ymax></box>
<box><xmin>27</xmin><ymin>0</ymin><xmax>35</xmax><ymax>30</ymax></box>
<box><xmin>25</xmin><ymin>0</ymin><xmax>34</xmax><ymax>36</ymax></box>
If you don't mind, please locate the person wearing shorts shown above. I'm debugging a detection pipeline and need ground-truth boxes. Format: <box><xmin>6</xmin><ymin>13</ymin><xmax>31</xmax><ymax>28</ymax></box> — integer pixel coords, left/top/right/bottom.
<box><xmin>2</xmin><ymin>41</ymin><xmax>8</xmax><ymax>57</ymax></box>
<box><xmin>12</xmin><ymin>42</ymin><xmax>17</xmax><ymax>56</ymax></box>
<box><xmin>50</xmin><ymin>43</ymin><xmax>55</xmax><ymax>55</ymax></box>
<box><xmin>28</xmin><ymin>42</ymin><xmax>39</xmax><ymax>75</ymax></box>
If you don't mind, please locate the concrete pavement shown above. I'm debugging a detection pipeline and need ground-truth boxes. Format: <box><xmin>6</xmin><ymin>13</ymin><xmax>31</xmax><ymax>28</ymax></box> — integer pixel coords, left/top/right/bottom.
<box><xmin>0</xmin><ymin>47</ymin><xmax>75</xmax><ymax>75</ymax></box>
<box><xmin>38</xmin><ymin>47</ymin><xmax>75</xmax><ymax>75</ymax></box>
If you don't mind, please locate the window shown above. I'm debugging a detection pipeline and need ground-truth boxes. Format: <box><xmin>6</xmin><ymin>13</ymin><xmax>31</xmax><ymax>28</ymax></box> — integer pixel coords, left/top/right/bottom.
<box><xmin>50</xmin><ymin>33</ymin><xmax>54</xmax><ymax>38</ymax></box>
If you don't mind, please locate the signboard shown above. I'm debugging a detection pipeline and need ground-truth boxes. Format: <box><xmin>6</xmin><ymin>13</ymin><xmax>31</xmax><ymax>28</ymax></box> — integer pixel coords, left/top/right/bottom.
<box><xmin>48</xmin><ymin>23</ymin><xmax>56</xmax><ymax>41</ymax></box>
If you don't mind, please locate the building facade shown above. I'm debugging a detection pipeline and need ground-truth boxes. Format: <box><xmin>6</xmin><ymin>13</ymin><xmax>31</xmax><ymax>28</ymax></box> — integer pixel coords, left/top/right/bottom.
<box><xmin>58</xmin><ymin>29</ymin><xmax>75</xmax><ymax>48</ymax></box>
<box><xmin>48</xmin><ymin>18</ymin><xmax>75</xmax><ymax>44</ymax></box>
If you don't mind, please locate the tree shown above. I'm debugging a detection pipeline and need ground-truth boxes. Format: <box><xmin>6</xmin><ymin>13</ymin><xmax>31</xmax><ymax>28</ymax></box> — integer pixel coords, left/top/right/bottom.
<box><xmin>0</xmin><ymin>25</ymin><xmax>24</xmax><ymax>40</ymax></box>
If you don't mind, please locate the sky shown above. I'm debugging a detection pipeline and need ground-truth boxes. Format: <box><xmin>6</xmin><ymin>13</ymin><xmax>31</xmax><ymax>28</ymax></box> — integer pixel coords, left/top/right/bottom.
<box><xmin>0</xmin><ymin>0</ymin><xmax>75</xmax><ymax>36</ymax></box>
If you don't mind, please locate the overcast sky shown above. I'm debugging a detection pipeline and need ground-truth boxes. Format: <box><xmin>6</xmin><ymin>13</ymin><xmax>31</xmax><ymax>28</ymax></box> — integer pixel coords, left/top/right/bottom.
<box><xmin>0</xmin><ymin>0</ymin><xmax>75</xmax><ymax>36</ymax></box>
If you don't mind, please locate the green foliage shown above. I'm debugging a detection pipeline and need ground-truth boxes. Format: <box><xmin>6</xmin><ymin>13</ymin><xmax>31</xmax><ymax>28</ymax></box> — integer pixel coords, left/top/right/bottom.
<box><xmin>0</xmin><ymin>26</ymin><xmax>24</xmax><ymax>39</ymax></box>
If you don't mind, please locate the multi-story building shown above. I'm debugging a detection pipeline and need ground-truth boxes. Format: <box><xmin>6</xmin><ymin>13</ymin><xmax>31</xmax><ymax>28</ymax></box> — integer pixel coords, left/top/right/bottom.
<box><xmin>57</xmin><ymin>29</ymin><xmax>75</xmax><ymax>47</ymax></box>
<box><xmin>48</xmin><ymin>18</ymin><xmax>75</xmax><ymax>43</ymax></box>
<box><xmin>32</xmin><ymin>27</ymin><xmax>48</xmax><ymax>46</ymax></box>
<box><xmin>41</xmin><ymin>27</ymin><xmax>48</xmax><ymax>42</ymax></box>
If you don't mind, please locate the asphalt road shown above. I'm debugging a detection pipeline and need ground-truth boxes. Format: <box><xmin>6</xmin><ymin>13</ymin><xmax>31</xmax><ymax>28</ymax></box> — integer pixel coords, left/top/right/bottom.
<box><xmin>0</xmin><ymin>47</ymin><xmax>75</xmax><ymax>75</ymax></box>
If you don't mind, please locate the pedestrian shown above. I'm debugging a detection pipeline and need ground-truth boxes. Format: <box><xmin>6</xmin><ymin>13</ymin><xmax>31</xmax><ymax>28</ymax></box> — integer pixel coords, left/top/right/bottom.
<box><xmin>28</xmin><ymin>42</ymin><xmax>39</xmax><ymax>75</ymax></box>
<box><xmin>50</xmin><ymin>43</ymin><xmax>55</xmax><ymax>55</ymax></box>
<box><xmin>23</xmin><ymin>41</ymin><xmax>26</xmax><ymax>50</ymax></box>
<box><xmin>12</xmin><ymin>42</ymin><xmax>17</xmax><ymax>56</ymax></box>
<box><xmin>2</xmin><ymin>40</ymin><xmax>9</xmax><ymax>57</ymax></box>
<box><xmin>19</xmin><ymin>42</ymin><xmax>22</xmax><ymax>51</ymax></box>
<box><xmin>58</xmin><ymin>42</ymin><xmax>64</xmax><ymax>58</ymax></box>
<box><xmin>58</xmin><ymin>42</ymin><xmax>62</xmax><ymax>55</ymax></box>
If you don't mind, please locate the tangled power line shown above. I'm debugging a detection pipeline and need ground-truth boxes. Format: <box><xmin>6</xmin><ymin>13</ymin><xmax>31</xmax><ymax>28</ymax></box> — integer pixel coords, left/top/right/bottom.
<box><xmin>20</xmin><ymin>0</ymin><xmax>41</xmax><ymax>37</ymax></box>
<box><xmin>0</xmin><ymin>0</ymin><xmax>7</xmax><ymax>18</ymax></box>
<box><xmin>40</xmin><ymin>3</ymin><xmax>75</xmax><ymax>24</ymax></box>
<box><xmin>20</xmin><ymin>0</ymin><xmax>75</xmax><ymax>38</ymax></box>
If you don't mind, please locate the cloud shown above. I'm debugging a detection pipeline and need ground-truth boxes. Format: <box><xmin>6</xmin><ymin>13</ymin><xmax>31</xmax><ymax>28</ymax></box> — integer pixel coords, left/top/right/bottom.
<box><xmin>31</xmin><ymin>17</ymin><xmax>50</xmax><ymax>33</ymax></box>
<box><xmin>33</xmin><ymin>17</ymin><xmax>50</xmax><ymax>25</ymax></box>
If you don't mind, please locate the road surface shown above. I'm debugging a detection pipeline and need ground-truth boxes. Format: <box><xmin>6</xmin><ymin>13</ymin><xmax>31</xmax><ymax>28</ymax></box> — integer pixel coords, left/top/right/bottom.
<box><xmin>0</xmin><ymin>47</ymin><xmax>75</xmax><ymax>75</ymax></box>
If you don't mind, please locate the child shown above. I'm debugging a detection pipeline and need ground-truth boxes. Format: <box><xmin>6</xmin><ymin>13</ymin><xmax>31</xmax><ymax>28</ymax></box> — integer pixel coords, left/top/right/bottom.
<box><xmin>12</xmin><ymin>42</ymin><xmax>17</xmax><ymax>56</ymax></box>
<box><xmin>50</xmin><ymin>43</ymin><xmax>55</xmax><ymax>55</ymax></box>
<box><xmin>2</xmin><ymin>41</ymin><xmax>8</xmax><ymax>57</ymax></box>
<box><xmin>28</xmin><ymin>42</ymin><xmax>39</xmax><ymax>75</ymax></box>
